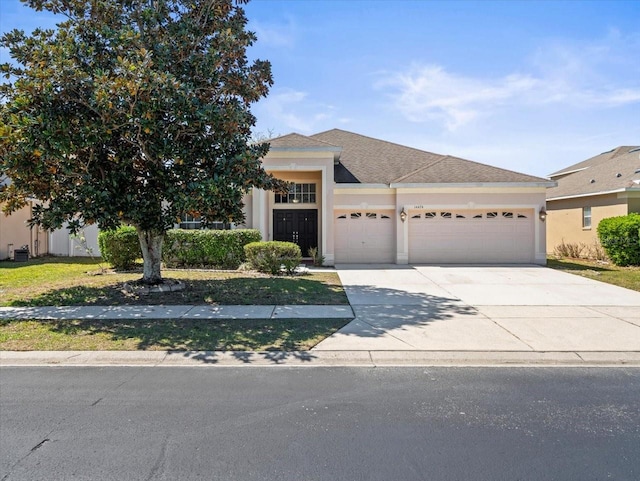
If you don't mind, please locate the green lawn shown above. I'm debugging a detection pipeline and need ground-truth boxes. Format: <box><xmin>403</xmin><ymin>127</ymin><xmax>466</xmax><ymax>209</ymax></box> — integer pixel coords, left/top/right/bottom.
<box><xmin>0</xmin><ymin>318</ymin><xmax>349</xmax><ymax>351</ymax></box>
<box><xmin>0</xmin><ymin>257</ymin><xmax>350</xmax><ymax>351</ymax></box>
<box><xmin>0</xmin><ymin>257</ymin><xmax>348</xmax><ymax>307</ymax></box>
<box><xmin>547</xmin><ymin>258</ymin><xmax>640</xmax><ymax>292</ymax></box>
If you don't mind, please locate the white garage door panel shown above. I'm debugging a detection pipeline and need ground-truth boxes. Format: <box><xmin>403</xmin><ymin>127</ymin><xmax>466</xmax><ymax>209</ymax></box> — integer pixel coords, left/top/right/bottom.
<box><xmin>409</xmin><ymin>210</ymin><xmax>534</xmax><ymax>264</ymax></box>
<box><xmin>335</xmin><ymin>211</ymin><xmax>395</xmax><ymax>263</ymax></box>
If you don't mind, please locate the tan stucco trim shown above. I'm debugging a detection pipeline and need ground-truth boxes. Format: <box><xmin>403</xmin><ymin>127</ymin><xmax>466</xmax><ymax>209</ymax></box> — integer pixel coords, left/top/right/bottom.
<box><xmin>334</xmin><ymin>204</ymin><xmax>397</xmax><ymax>210</ymax></box>
<box><xmin>334</xmin><ymin>185</ymin><xmax>390</xmax><ymax>193</ymax></box>
<box><xmin>264</xmin><ymin>151</ymin><xmax>336</xmax><ymax>161</ymax></box>
<box><xmin>392</xmin><ymin>182</ymin><xmax>554</xmax><ymax>190</ymax></box>
<box><xmin>396</xmin><ymin>186</ymin><xmax>551</xmax><ymax>194</ymax></box>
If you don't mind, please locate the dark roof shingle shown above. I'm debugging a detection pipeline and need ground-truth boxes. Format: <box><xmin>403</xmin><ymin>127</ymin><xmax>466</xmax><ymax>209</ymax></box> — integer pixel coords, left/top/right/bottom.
<box><xmin>547</xmin><ymin>146</ymin><xmax>640</xmax><ymax>199</ymax></box>
<box><xmin>309</xmin><ymin>129</ymin><xmax>549</xmax><ymax>184</ymax></box>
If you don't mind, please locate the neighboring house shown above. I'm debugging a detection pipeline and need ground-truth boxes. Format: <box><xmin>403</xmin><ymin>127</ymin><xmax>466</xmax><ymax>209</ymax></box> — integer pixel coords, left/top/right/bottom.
<box><xmin>0</xmin><ymin>201</ymin><xmax>49</xmax><ymax>260</ymax></box>
<box><xmin>546</xmin><ymin>146</ymin><xmax>640</xmax><ymax>253</ymax></box>
<box><xmin>243</xmin><ymin>129</ymin><xmax>553</xmax><ymax>265</ymax></box>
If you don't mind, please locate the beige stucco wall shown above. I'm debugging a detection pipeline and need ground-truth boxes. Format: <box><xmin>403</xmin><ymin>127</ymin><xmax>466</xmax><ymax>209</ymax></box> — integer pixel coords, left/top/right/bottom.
<box><xmin>0</xmin><ymin>202</ymin><xmax>49</xmax><ymax>260</ymax></box>
<box><xmin>546</xmin><ymin>193</ymin><xmax>628</xmax><ymax>253</ymax></box>
<box><xmin>334</xmin><ymin>186</ymin><xmax>548</xmax><ymax>264</ymax></box>
<box><xmin>254</xmin><ymin>151</ymin><xmax>336</xmax><ymax>263</ymax></box>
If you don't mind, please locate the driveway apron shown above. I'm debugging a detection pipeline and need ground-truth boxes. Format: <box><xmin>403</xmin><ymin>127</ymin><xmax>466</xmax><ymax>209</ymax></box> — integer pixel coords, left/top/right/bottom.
<box><xmin>312</xmin><ymin>265</ymin><xmax>640</xmax><ymax>353</ymax></box>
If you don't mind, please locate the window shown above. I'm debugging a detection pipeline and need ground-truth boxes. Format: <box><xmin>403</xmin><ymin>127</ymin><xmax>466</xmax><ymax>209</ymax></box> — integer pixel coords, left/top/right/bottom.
<box><xmin>350</xmin><ymin>212</ymin><xmax>361</xmax><ymax>219</ymax></box>
<box><xmin>502</xmin><ymin>212</ymin><xmax>514</xmax><ymax>218</ymax></box>
<box><xmin>486</xmin><ymin>212</ymin><xmax>498</xmax><ymax>219</ymax></box>
<box><xmin>583</xmin><ymin>207</ymin><xmax>592</xmax><ymax>228</ymax></box>
<box><xmin>366</xmin><ymin>213</ymin><xmax>377</xmax><ymax>219</ymax></box>
<box><xmin>179</xmin><ymin>213</ymin><xmax>201</xmax><ymax>229</ymax></box>
<box><xmin>440</xmin><ymin>212</ymin><xmax>452</xmax><ymax>218</ymax></box>
<box><xmin>179</xmin><ymin>214</ymin><xmax>225</xmax><ymax>230</ymax></box>
<box><xmin>456</xmin><ymin>214</ymin><xmax>466</xmax><ymax>219</ymax></box>
<box><xmin>473</xmin><ymin>214</ymin><xmax>483</xmax><ymax>219</ymax></box>
<box><xmin>274</xmin><ymin>183</ymin><xmax>316</xmax><ymax>204</ymax></box>
<box><xmin>337</xmin><ymin>214</ymin><xmax>347</xmax><ymax>219</ymax></box>
<box><xmin>424</xmin><ymin>212</ymin><xmax>437</xmax><ymax>219</ymax></box>
<box><xmin>411</xmin><ymin>214</ymin><xmax>421</xmax><ymax>219</ymax></box>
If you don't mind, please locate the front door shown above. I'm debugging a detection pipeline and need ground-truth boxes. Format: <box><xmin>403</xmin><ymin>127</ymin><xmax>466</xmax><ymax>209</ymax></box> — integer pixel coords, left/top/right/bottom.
<box><xmin>273</xmin><ymin>209</ymin><xmax>318</xmax><ymax>257</ymax></box>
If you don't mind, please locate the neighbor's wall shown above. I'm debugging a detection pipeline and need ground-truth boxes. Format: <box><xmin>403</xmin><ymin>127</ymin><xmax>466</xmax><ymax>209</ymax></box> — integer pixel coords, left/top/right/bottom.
<box><xmin>546</xmin><ymin>193</ymin><xmax>628</xmax><ymax>253</ymax></box>
<box><xmin>49</xmin><ymin>223</ymin><xmax>100</xmax><ymax>257</ymax></box>
<box><xmin>0</xmin><ymin>202</ymin><xmax>49</xmax><ymax>260</ymax></box>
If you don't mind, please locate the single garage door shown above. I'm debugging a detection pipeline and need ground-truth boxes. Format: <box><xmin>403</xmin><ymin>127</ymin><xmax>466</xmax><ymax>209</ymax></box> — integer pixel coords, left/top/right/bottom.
<box><xmin>409</xmin><ymin>209</ymin><xmax>534</xmax><ymax>264</ymax></box>
<box><xmin>335</xmin><ymin>210</ymin><xmax>395</xmax><ymax>263</ymax></box>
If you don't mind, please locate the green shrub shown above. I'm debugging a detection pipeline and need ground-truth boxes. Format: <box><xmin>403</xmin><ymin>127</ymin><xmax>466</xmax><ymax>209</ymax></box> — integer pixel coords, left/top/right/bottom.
<box><xmin>597</xmin><ymin>213</ymin><xmax>640</xmax><ymax>266</ymax></box>
<box><xmin>98</xmin><ymin>226</ymin><xmax>141</xmax><ymax>270</ymax></box>
<box><xmin>244</xmin><ymin>241</ymin><xmax>302</xmax><ymax>275</ymax></box>
<box><xmin>163</xmin><ymin>229</ymin><xmax>261</xmax><ymax>269</ymax></box>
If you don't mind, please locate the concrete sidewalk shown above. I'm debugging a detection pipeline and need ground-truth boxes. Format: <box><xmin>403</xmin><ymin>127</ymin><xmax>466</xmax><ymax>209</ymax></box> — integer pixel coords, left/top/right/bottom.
<box><xmin>0</xmin><ymin>304</ymin><xmax>354</xmax><ymax>320</ymax></box>
<box><xmin>2</xmin><ymin>265</ymin><xmax>640</xmax><ymax>367</ymax></box>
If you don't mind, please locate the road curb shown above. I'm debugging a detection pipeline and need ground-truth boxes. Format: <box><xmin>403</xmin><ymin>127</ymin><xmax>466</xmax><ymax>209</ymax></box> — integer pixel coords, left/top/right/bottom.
<box><xmin>2</xmin><ymin>350</ymin><xmax>640</xmax><ymax>367</ymax></box>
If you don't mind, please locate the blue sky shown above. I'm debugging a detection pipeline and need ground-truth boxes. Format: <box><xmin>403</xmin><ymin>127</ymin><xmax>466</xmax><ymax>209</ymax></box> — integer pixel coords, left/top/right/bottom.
<box><xmin>2</xmin><ymin>0</ymin><xmax>639</xmax><ymax>177</ymax></box>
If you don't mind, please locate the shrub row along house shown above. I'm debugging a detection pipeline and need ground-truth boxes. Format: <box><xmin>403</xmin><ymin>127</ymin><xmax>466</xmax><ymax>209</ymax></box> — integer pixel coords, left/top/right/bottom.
<box><xmin>1</xmin><ymin>129</ymin><xmax>556</xmax><ymax>264</ymax></box>
<box><xmin>546</xmin><ymin>146</ymin><xmax>640</xmax><ymax>255</ymax></box>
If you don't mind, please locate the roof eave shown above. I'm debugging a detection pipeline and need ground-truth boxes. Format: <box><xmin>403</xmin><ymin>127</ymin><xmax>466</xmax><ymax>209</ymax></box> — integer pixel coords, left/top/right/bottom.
<box><xmin>548</xmin><ymin>166</ymin><xmax>590</xmax><ymax>178</ymax></box>
<box><xmin>390</xmin><ymin>181</ymin><xmax>556</xmax><ymax>189</ymax></box>
<box><xmin>547</xmin><ymin>187</ymin><xmax>640</xmax><ymax>201</ymax></box>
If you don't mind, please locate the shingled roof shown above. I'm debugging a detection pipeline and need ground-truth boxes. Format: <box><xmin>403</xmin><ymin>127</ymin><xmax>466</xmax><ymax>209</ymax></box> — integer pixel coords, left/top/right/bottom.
<box><xmin>547</xmin><ymin>146</ymin><xmax>640</xmax><ymax>200</ymax></box>
<box><xmin>267</xmin><ymin>133</ymin><xmax>341</xmax><ymax>152</ymax></box>
<box><xmin>308</xmin><ymin>129</ymin><xmax>549</xmax><ymax>185</ymax></box>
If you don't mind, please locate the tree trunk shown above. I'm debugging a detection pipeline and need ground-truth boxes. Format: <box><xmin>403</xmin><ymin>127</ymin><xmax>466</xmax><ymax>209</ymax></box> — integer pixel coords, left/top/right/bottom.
<box><xmin>137</xmin><ymin>228</ymin><xmax>164</xmax><ymax>285</ymax></box>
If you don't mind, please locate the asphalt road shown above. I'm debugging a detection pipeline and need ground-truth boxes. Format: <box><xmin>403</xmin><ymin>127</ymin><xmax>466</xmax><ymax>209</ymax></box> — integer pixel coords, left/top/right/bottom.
<box><xmin>1</xmin><ymin>367</ymin><xmax>639</xmax><ymax>481</ymax></box>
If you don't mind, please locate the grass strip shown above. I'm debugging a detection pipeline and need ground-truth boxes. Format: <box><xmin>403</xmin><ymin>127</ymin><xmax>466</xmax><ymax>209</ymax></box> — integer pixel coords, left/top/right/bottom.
<box><xmin>0</xmin><ymin>318</ymin><xmax>350</xmax><ymax>352</ymax></box>
<box><xmin>547</xmin><ymin>258</ymin><xmax>640</xmax><ymax>292</ymax></box>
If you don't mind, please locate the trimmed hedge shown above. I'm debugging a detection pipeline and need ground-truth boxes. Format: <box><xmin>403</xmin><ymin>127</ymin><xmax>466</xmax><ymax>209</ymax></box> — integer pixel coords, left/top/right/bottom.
<box><xmin>244</xmin><ymin>241</ymin><xmax>302</xmax><ymax>275</ymax></box>
<box><xmin>597</xmin><ymin>213</ymin><xmax>640</xmax><ymax>266</ymax></box>
<box><xmin>163</xmin><ymin>229</ymin><xmax>262</xmax><ymax>269</ymax></box>
<box><xmin>98</xmin><ymin>226</ymin><xmax>141</xmax><ymax>270</ymax></box>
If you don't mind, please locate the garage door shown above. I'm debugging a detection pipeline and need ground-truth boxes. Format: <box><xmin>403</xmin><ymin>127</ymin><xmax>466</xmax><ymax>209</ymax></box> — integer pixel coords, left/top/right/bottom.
<box><xmin>335</xmin><ymin>210</ymin><xmax>395</xmax><ymax>263</ymax></box>
<box><xmin>409</xmin><ymin>209</ymin><xmax>534</xmax><ymax>264</ymax></box>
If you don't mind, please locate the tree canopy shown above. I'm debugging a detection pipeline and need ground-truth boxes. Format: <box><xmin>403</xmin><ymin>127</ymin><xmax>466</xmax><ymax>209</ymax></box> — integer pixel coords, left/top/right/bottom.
<box><xmin>0</xmin><ymin>0</ymin><xmax>286</xmax><ymax>283</ymax></box>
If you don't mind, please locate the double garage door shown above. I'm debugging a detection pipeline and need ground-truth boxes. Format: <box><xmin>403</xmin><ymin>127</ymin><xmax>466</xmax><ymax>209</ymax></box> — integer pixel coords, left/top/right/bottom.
<box><xmin>408</xmin><ymin>209</ymin><xmax>534</xmax><ymax>264</ymax></box>
<box><xmin>334</xmin><ymin>208</ymin><xmax>535</xmax><ymax>264</ymax></box>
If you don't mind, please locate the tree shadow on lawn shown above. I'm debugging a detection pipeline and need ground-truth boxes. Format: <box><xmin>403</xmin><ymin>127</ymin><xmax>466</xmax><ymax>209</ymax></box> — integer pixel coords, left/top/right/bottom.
<box><xmin>8</xmin><ymin>317</ymin><xmax>348</xmax><ymax>364</ymax></box>
<box><xmin>7</xmin><ymin>276</ymin><xmax>348</xmax><ymax>307</ymax></box>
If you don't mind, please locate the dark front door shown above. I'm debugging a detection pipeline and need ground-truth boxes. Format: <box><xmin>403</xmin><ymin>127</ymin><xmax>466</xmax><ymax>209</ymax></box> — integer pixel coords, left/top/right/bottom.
<box><xmin>273</xmin><ymin>209</ymin><xmax>318</xmax><ymax>256</ymax></box>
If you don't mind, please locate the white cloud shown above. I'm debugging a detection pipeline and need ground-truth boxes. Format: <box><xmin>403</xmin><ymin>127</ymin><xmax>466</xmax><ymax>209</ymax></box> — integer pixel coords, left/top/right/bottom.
<box><xmin>255</xmin><ymin>88</ymin><xmax>341</xmax><ymax>134</ymax></box>
<box><xmin>249</xmin><ymin>19</ymin><xmax>296</xmax><ymax>48</ymax></box>
<box><xmin>377</xmin><ymin>65</ymin><xmax>540</xmax><ymax>130</ymax></box>
<box><xmin>377</xmin><ymin>32</ymin><xmax>640</xmax><ymax>131</ymax></box>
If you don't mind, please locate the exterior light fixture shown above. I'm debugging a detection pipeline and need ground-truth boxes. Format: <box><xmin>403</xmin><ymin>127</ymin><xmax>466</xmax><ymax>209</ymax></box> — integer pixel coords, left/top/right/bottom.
<box><xmin>539</xmin><ymin>208</ymin><xmax>547</xmax><ymax>221</ymax></box>
<box><xmin>400</xmin><ymin>208</ymin><xmax>407</xmax><ymax>222</ymax></box>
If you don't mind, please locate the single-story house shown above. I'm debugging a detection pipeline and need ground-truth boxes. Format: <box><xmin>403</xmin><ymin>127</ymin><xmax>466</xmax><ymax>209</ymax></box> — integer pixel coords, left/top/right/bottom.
<box><xmin>243</xmin><ymin>129</ymin><xmax>554</xmax><ymax>265</ymax></box>
<box><xmin>546</xmin><ymin>146</ymin><xmax>640</xmax><ymax>253</ymax></box>
<box><xmin>1</xmin><ymin>129</ymin><xmax>554</xmax><ymax>265</ymax></box>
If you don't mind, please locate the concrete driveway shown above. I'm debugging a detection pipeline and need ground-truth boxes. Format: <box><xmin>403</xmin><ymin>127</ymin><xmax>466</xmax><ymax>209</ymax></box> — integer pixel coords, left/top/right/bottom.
<box><xmin>312</xmin><ymin>265</ymin><xmax>640</xmax><ymax>353</ymax></box>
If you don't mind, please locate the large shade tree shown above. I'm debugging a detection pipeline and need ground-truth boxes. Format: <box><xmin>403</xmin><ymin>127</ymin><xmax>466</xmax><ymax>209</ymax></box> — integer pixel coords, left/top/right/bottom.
<box><xmin>0</xmin><ymin>0</ymin><xmax>287</xmax><ymax>284</ymax></box>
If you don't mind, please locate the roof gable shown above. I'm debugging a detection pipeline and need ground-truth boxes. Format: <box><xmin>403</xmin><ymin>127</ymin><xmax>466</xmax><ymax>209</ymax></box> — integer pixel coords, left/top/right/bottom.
<box><xmin>547</xmin><ymin>146</ymin><xmax>640</xmax><ymax>199</ymax></box>
<box><xmin>267</xmin><ymin>132</ymin><xmax>341</xmax><ymax>151</ymax></box>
